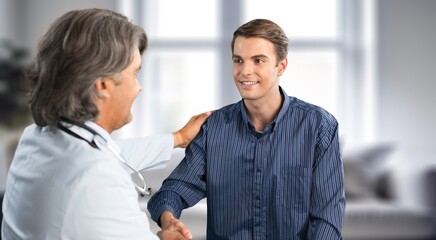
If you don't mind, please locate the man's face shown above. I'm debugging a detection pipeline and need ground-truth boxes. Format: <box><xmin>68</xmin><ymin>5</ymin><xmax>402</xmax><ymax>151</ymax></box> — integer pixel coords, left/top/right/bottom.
<box><xmin>232</xmin><ymin>37</ymin><xmax>287</xmax><ymax>103</ymax></box>
<box><xmin>109</xmin><ymin>48</ymin><xmax>142</xmax><ymax>130</ymax></box>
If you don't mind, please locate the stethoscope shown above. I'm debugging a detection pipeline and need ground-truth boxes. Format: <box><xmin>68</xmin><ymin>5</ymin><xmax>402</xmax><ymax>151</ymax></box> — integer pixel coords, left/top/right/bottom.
<box><xmin>58</xmin><ymin>117</ymin><xmax>152</xmax><ymax>196</ymax></box>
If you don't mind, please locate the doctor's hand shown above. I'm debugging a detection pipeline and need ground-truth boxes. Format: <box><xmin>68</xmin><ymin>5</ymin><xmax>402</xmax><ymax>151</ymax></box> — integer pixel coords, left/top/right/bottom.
<box><xmin>158</xmin><ymin>211</ymin><xmax>192</xmax><ymax>240</ymax></box>
<box><xmin>157</xmin><ymin>230</ymin><xmax>191</xmax><ymax>240</ymax></box>
<box><xmin>173</xmin><ymin>111</ymin><xmax>213</xmax><ymax>148</ymax></box>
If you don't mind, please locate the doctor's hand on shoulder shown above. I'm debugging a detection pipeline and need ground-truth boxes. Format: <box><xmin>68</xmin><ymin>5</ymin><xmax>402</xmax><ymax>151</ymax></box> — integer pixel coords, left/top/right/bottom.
<box><xmin>172</xmin><ymin>111</ymin><xmax>212</xmax><ymax>148</ymax></box>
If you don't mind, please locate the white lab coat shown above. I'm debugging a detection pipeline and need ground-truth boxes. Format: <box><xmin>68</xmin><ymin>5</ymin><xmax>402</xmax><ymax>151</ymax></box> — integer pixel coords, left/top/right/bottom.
<box><xmin>1</xmin><ymin>122</ymin><xmax>173</xmax><ymax>240</ymax></box>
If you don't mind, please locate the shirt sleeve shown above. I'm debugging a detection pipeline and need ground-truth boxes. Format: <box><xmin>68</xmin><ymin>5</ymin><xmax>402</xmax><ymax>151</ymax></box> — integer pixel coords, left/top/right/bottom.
<box><xmin>147</xmin><ymin>124</ymin><xmax>208</xmax><ymax>223</ymax></box>
<box><xmin>116</xmin><ymin>134</ymin><xmax>174</xmax><ymax>171</ymax></box>
<box><xmin>309</xmin><ymin>119</ymin><xmax>346</xmax><ymax>239</ymax></box>
<box><xmin>64</xmin><ymin>160</ymin><xmax>159</xmax><ymax>240</ymax></box>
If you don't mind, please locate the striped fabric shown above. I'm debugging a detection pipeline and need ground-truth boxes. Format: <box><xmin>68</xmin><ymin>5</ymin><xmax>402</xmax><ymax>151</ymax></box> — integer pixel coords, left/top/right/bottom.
<box><xmin>148</xmin><ymin>87</ymin><xmax>345</xmax><ymax>239</ymax></box>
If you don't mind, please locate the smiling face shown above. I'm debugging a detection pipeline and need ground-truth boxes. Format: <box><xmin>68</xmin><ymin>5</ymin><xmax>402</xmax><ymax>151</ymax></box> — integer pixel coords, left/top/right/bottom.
<box><xmin>109</xmin><ymin>48</ymin><xmax>143</xmax><ymax>130</ymax></box>
<box><xmin>232</xmin><ymin>37</ymin><xmax>287</xmax><ymax>105</ymax></box>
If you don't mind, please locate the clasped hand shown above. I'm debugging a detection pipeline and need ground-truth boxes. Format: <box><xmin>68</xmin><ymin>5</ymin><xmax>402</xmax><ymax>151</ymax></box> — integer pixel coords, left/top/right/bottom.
<box><xmin>157</xmin><ymin>211</ymin><xmax>192</xmax><ymax>240</ymax></box>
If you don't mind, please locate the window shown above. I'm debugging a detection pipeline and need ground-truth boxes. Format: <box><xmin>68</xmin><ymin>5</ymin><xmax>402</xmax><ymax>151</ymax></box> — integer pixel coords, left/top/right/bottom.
<box><xmin>145</xmin><ymin>0</ymin><xmax>218</xmax><ymax>40</ymax></box>
<box><xmin>141</xmin><ymin>49</ymin><xmax>218</xmax><ymax>134</ymax></box>
<box><xmin>244</xmin><ymin>0</ymin><xmax>338</xmax><ymax>40</ymax></box>
<box><xmin>282</xmin><ymin>50</ymin><xmax>339</xmax><ymax>115</ymax></box>
<box><xmin>118</xmin><ymin>0</ymin><xmax>220</xmax><ymax>137</ymax></box>
<box><xmin>243</xmin><ymin>0</ymin><xmax>342</xmax><ymax>123</ymax></box>
<box><xmin>118</xmin><ymin>0</ymin><xmax>376</xmax><ymax>148</ymax></box>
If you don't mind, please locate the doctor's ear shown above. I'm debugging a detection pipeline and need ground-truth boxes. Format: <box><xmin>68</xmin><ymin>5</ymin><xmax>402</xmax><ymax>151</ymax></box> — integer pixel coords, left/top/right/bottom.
<box><xmin>94</xmin><ymin>77</ymin><xmax>112</xmax><ymax>98</ymax></box>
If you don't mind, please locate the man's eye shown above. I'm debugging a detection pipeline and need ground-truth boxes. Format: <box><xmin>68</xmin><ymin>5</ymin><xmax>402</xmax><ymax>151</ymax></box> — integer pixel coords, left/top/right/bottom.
<box><xmin>255</xmin><ymin>58</ymin><xmax>265</xmax><ymax>63</ymax></box>
<box><xmin>233</xmin><ymin>59</ymin><xmax>242</xmax><ymax>64</ymax></box>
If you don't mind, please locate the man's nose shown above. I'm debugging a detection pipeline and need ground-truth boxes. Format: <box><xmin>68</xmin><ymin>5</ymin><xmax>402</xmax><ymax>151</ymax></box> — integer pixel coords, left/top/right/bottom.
<box><xmin>241</xmin><ymin>62</ymin><xmax>254</xmax><ymax>75</ymax></box>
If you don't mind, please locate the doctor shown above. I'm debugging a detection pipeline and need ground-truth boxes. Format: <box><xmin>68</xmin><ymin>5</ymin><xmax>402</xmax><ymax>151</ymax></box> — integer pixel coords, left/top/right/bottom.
<box><xmin>1</xmin><ymin>8</ymin><xmax>205</xmax><ymax>240</ymax></box>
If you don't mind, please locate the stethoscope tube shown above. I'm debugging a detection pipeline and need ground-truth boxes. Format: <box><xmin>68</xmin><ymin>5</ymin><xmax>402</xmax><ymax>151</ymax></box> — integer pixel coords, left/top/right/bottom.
<box><xmin>94</xmin><ymin>135</ymin><xmax>151</xmax><ymax>196</ymax></box>
<box><xmin>58</xmin><ymin>117</ymin><xmax>152</xmax><ymax>196</ymax></box>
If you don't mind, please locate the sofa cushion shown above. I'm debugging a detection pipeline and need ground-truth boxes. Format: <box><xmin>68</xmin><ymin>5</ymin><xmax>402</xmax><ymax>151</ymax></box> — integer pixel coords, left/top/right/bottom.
<box><xmin>343</xmin><ymin>201</ymin><xmax>435</xmax><ymax>239</ymax></box>
<box><xmin>343</xmin><ymin>143</ymin><xmax>395</xmax><ymax>200</ymax></box>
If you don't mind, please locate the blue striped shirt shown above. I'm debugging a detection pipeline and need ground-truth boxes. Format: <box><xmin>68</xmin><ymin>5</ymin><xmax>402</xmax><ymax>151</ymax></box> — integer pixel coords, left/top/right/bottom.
<box><xmin>148</xmin><ymin>88</ymin><xmax>345</xmax><ymax>239</ymax></box>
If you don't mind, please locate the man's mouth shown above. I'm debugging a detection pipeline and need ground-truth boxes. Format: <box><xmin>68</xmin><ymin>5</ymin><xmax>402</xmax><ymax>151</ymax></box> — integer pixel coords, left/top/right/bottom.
<box><xmin>241</xmin><ymin>81</ymin><xmax>258</xmax><ymax>85</ymax></box>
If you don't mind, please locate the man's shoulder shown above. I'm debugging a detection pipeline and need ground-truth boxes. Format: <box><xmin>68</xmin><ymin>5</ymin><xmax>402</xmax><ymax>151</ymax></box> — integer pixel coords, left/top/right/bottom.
<box><xmin>287</xmin><ymin>96</ymin><xmax>338</xmax><ymax>125</ymax></box>
<box><xmin>218</xmin><ymin>101</ymin><xmax>241</xmax><ymax>113</ymax></box>
<box><xmin>209</xmin><ymin>101</ymin><xmax>241</xmax><ymax>121</ymax></box>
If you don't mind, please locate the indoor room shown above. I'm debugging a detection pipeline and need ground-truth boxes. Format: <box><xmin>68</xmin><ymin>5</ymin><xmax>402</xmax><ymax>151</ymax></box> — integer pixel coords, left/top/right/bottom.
<box><xmin>1</xmin><ymin>0</ymin><xmax>435</xmax><ymax>239</ymax></box>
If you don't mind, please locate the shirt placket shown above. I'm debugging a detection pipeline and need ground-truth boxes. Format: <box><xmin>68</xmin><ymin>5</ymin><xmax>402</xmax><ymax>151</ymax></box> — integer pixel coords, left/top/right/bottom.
<box><xmin>253</xmin><ymin>137</ymin><xmax>267</xmax><ymax>240</ymax></box>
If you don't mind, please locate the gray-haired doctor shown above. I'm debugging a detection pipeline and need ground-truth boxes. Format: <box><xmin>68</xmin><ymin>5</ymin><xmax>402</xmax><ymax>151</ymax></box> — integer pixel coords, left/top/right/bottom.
<box><xmin>1</xmin><ymin>8</ymin><xmax>205</xmax><ymax>240</ymax></box>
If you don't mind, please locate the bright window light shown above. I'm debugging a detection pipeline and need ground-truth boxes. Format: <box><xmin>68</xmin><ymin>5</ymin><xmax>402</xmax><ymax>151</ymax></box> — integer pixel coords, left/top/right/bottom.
<box><xmin>140</xmin><ymin>50</ymin><xmax>218</xmax><ymax>134</ymax></box>
<box><xmin>145</xmin><ymin>0</ymin><xmax>218</xmax><ymax>40</ymax></box>
<box><xmin>280</xmin><ymin>50</ymin><xmax>339</xmax><ymax>116</ymax></box>
<box><xmin>243</xmin><ymin>0</ymin><xmax>338</xmax><ymax>40</ymax></box>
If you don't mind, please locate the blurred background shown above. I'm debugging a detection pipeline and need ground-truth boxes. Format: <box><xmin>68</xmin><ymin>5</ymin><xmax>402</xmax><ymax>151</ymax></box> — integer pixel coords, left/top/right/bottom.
<box><xmin>1</xmin><ymin>0</ymin><xmax>435</xmax><ymax>239</ymax></box>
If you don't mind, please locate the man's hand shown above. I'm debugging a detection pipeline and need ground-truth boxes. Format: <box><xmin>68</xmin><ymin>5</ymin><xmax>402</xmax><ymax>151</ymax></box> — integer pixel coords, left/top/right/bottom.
<box><xmin>157</xmin><ymin>211</ymin><xmax>192</xmax><ymax>240</ymax></box>
<box><xmin>173</xmin><ymin>111</ymin><xmax>212</xmax><ymax>148</ymax></box>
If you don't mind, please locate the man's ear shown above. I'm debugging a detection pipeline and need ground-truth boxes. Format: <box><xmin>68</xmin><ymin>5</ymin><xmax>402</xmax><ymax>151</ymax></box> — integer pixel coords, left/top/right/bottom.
<box><xmin>94</xmin><ymin>77</ymin><xmax>111</xmax><ymax>98</ymax></box>
<box><xmin>277</xmin><ymin>58</ymin><xmax>288</xmax><ymax>77</ymax></box>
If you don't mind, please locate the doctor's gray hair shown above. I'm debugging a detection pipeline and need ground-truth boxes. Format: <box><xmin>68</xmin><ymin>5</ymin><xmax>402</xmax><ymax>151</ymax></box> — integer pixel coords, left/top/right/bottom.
<box><xmin>26</xmin><ymin>8</ymin><xmax>147</xmax><ymax>129</ymax></box>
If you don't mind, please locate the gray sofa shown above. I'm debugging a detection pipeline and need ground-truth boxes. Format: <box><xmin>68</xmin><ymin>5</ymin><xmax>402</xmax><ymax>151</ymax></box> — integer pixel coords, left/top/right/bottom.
<box><xmin>342</xmin><ymin>167</ymin><xmax>436</xmax><ymax>240</ymax></box>
<box><xmin>342</xmin><ymin>143</ymin><xmax>436</xmax><ymax>239</ymax></box>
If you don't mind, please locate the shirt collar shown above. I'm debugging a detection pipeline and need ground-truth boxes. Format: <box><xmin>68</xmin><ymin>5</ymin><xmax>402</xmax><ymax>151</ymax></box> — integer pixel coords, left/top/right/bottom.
<box><xmin>85</xmin><ymin>121</ymin><xmax>121</xmax><ymax>154</ymax></box>
<box><xmin>240</xmin><ymin>86</ymin><xmax>290</xmax><ymax>127</ymax></box>
<box><xmin>275</xmin><ymin>86</ymin><xmax>291</xmax><ymax>124</ymax></box>
<box><xmin>60</xmin><ymin>120</ymin><xmax>121</xmax><ymax>154</ymax></box>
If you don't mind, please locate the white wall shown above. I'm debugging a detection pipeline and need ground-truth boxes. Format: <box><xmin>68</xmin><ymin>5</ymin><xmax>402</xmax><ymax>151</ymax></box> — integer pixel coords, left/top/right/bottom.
<box><xmin>0</xmin><ymin>0</ymin><xmax>18</xmax><ymax>40</ymax></box>
<box><xmin>10</xmin><ymin>0</ymin><xmax>118</xmax><ymax>55</ymax></box>
<box><xmin>377</xmin><ymin>0</ymin><xmax>436</xmax><ymax>205</ymax></box>
<box><xmin>378</xmin><ymin>0</ymin><xmax>436</xmax><ymax>165</ymax></box>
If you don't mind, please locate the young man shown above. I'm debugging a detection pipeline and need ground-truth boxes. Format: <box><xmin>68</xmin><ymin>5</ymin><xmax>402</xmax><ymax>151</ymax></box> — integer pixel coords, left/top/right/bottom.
<box><xmin>148</xmin><ymin>19</ymin><xmax>345</xmax><ymax>239</ymax></box>
<box><xmin>1</xmin><ymin>8</ymin><xmax>207</xmax><ymax>240</ymax></box>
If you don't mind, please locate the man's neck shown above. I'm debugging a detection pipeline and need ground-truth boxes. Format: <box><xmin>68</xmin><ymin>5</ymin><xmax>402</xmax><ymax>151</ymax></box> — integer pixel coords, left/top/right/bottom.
<box><xmin>244</xmin><ymin>91</ymin><xmax>283</xmax><ymax>132</ymax></box>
